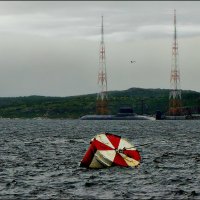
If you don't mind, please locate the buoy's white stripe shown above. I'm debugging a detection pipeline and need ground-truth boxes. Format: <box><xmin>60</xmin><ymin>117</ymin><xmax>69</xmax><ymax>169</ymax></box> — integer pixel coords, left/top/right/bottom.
<box><xmin>98</xmin><ymin>150</ymin><xmax>116</xmax><ymax>163</ymax></box>
<box><xmin>118</xmin><ymin>138</ymin><xmax>135</xmax><ymax>150</ymax></box>
<box><xmin>89</xmin><ymin>156</ymin><xmax>105</xmax><ymax>168</ymax></box>
<box><xmin>95</xmin><ymin>134</ymin><xmax>115</xmax><ymax>149</ymax></box>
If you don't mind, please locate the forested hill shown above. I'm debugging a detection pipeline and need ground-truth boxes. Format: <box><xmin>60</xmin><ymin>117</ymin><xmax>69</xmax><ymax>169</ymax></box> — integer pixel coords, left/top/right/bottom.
<box><xmin>0</xmin><ymin>87</ymin><xmax>200</xmax><ymax>119</ymax></box>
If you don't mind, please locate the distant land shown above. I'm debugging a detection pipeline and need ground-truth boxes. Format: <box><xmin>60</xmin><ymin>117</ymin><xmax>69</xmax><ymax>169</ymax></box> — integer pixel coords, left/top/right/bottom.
<box><xmin>0</xmin><ymin>87</ymin><xmax>200</xmax><ymax>119</ymax></box>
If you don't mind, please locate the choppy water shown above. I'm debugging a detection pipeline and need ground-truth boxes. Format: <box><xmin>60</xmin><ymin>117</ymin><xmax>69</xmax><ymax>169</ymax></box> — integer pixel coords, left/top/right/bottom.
<box><xmin>0</xmin><ymin>119</ymin><xmax>200</xmax><ymax>199</ymax></box>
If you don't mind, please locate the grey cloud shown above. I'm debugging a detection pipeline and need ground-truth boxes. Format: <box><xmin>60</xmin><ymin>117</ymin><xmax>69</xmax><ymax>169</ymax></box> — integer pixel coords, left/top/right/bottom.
<box><xmin>0</xmin><ymin>1</ymin><xmax>200</xmax><ymax>96</ymax></box>
<box><xmin>1</xmin><ymin>1</ymin><xmax>200</xmax><ymax>40</ymax></box>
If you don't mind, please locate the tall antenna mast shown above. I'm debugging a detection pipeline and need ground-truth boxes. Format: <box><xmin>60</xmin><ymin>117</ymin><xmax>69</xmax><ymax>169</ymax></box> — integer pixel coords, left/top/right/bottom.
<box><xmin>96</xmin><ymin>16</ymin><xmax>108</xmax><ymax>115</ymax></box>
<box><xmin>169</xmin><ymin>9</ymin><xmax>182</xmax><ymax>116</ymax></box>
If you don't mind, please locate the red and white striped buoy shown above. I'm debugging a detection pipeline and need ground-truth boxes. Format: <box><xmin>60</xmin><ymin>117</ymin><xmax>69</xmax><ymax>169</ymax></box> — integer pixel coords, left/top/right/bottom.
<box><xmin>80</xmin><ymin>132</ymin><xmax>141</xmax><ymax>168</ymax></box>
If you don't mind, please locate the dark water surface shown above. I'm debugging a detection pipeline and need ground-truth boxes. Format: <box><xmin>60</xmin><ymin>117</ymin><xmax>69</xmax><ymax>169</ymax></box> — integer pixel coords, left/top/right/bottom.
<box><xmin>0</xmin><ymin>119</ymin><xmax>199</xmax><ymax>199</ymax></box>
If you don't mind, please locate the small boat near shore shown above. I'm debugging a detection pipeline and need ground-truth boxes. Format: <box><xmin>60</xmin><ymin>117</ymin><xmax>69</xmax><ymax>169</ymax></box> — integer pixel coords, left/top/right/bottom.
<box><xmin>155</xmin><ymin>111</ymin><xmax>200</xmax><ymax>120</ymax></box>
<box><xmin>80</xmin><ymin>106</ymin><xmax>155</xmax><ymax>120</ymax></box>
<box><xmin>80</xmin><ymin>114</ymin><xmax>155</xmax><ymax>120</ymax></box>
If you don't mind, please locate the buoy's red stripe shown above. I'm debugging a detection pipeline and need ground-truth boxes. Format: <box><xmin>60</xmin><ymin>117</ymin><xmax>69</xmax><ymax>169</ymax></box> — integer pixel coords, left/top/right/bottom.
<box><xmin>106</xmin><ymin>134</ymin><xmax>121</xmax><ymax>149</ymax></box>
<box><xmin>94</xmin><ymin>139</ymin><xmax>114</xmax><ymax>150</ymax></box>
<box><xmin>113</xmin><ymin>153</ymin><xmax>129</xmax><ymax>167</ymax></box>
<box><xmin>80</xmin><ymin>142</ymin><xmax>97</xmax><ymax>167</ymax></box>
<box><xmin>123</xmin><ymin>149</ymin><xmax>141</xmax><ymax>161</ymax></box>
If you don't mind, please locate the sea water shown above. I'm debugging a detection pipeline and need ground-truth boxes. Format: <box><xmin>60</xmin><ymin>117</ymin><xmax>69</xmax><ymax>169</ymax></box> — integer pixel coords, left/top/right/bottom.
<box><xmin>0</xmin><ymin>119</ymin><xmax>199</xmax><ymax>199</ymax></box>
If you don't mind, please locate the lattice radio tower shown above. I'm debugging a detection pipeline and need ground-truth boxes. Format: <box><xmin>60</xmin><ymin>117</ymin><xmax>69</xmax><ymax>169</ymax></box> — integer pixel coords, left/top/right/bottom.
<box><xmin>96</xmin><ymin>16</ymin><xmax>108</xmax><ymax>115</ymax></box>
<box><xmin>169</xmin><ymin>9</ymin><xmax>182</xmax><ymax>116</ymax></box>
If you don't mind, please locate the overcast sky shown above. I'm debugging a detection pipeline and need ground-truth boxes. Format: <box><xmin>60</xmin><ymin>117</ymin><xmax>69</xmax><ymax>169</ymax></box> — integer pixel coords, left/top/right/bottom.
<box><xmin>0</xmin><ymin>1</ymin><xmax>200</xmax><ymax>97</ymax></box>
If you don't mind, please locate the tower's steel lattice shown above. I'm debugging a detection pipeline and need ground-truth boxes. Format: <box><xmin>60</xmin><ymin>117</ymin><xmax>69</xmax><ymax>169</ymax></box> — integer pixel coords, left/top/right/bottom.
<box><xmin>169</xmin><ymin>9</ymin><xmax>182</xmax><ymax>116</ymax></box>
<box><xmin>96</xmin><ymin>16</ymin><xmax>108</xmax><ymax>115</ymax></box>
